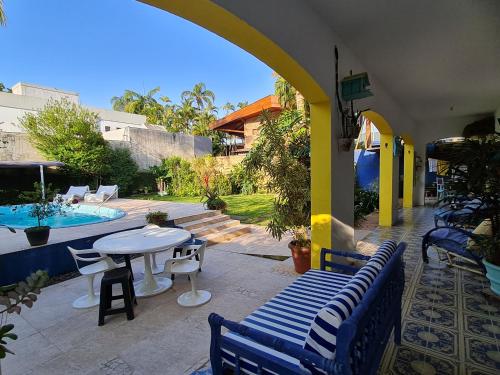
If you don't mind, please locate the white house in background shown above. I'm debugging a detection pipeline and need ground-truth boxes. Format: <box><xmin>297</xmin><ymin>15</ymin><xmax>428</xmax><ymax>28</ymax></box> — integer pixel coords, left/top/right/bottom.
<box><xmin>0</xmin><ymin>82</ymin><xmax>148</xmax><ymax>133</ymax></box>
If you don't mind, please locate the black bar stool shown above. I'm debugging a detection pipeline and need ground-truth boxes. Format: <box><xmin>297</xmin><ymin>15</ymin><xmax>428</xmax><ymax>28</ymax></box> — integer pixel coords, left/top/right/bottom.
<box><xmin>98</xmin><ymin>267</ymin><xmax>137</xmax><ymax>326</ymax></box>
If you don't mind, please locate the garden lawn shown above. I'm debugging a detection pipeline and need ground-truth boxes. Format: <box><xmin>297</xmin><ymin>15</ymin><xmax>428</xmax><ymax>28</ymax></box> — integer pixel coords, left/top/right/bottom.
<box><xmin>129</xmin><ymin>193</ymin><xmax>275</xmax><ymax>226</ymax></box>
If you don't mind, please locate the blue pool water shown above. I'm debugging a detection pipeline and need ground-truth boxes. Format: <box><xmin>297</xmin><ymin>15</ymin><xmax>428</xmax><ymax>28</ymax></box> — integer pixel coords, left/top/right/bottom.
<box><xmin>0</xmin><ymin>204</ymin><xmax>126</xmax><ymax>229</ymax></box>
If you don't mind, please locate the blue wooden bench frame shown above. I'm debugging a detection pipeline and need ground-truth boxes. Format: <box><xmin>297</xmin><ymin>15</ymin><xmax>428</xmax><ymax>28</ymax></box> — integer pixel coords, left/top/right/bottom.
<box><xmin>208</xmin><ymin>242</ymin><xmax>407</xmax><ymax>375</ymax></box>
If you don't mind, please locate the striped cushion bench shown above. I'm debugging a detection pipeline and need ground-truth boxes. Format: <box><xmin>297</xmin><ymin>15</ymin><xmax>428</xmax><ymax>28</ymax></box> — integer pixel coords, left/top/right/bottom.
<box><xmin>221</xmin><ymin>270</ymin><xmax>353</xmax><ymax>373</ymax></box>
<box><xmin>209</xmin><ymin>241</ymin><xmax>407</xmax><ymax>375</ymax></box>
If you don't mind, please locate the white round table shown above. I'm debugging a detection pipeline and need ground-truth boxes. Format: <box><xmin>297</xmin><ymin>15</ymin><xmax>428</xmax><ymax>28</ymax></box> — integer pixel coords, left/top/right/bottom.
<box><xmin>93</xmin><ymin>227</ymin><xmax>191</xmax><ymax>298</ymax></box>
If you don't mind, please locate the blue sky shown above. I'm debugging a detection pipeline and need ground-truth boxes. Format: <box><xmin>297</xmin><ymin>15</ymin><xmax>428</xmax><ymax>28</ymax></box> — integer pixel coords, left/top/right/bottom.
<box><xmin>0</xmin><ymin>0</ymin><xmax>274</xmax><ymax>111</ymax></box>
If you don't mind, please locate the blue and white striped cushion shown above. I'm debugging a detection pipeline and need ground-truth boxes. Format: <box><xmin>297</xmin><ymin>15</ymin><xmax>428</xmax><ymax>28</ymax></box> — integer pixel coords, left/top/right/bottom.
<box><xmin>221</xmin><ymin>269</ymin><xmax>353</xmax><ymax>374</ymax></box>
<box><xmin>367</xmin><ymin>240</ymin><xmax>398</xmax><ymax>270</ymax></box>
<box><xmin>302</xmin><ymin>272</ymin><xmax>375</xmax><ymax>364</ymax></box>
<box><xmin>302</xmin><ymin>241</ymin><xmax>397</xmax><ymax>372</ymax></box>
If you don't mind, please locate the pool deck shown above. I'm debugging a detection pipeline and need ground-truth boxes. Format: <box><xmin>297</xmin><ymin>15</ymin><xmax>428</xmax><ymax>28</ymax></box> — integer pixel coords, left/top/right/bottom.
<box><xmin>0</xmin><ymin>199</ymin><xmax>207</xmax><ymax>255</ymax></box>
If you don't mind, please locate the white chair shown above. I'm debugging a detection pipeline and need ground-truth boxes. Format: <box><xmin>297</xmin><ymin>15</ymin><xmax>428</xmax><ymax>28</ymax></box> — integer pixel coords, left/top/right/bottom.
<box><xmin>163</xmin><ymin>240</ymin><xmax>211</xmax><ymax>307</ymax></box>
<box><xmin>56</xmin><ymin>185</ymin><xmax>90</xmax><ymax>203</ymax></box>
<box><xmin>67</xmin><ymin>246</ymin><xmax>118</xmax><ymax>309</ymax></box>
<box><xmin>84</xmin><ymin>185</ymin><xmax>118</xmax><ymax>203</ymax></box>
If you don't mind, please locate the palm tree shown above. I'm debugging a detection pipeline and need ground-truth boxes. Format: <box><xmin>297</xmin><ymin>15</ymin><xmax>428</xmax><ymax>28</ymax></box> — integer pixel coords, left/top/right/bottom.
<box><xmin>111</xmin><ymin>87</ymin><xmax>165</xmax><ymax>124</ymax></box>
<box><xmin>0</xmin><ymin>82</ymin><xmax>11</xmax><ymax>93</ymax></box>
<box><xmin>192</xmin><ymin>103</ymin><xmax>218</xmax><ymax>136</ymax></box>
<box><xmin>0</xmin><ymin>0</ymin><xmax>6</xmax><ymax>26</ymax></box>
<box><xmin>222</xmin><ymin>102</ymin><xmax>235</xmax><ymax>115</ymax></box>
<box><xmin>170</xmin><ymin>98</ymin><xmax>197</xmax><ymax>133</ymax></box>
<box><xmin>237</xmin><ymin>101</ymin><xmax>249</xmax><ymax>109</ymax></box>
<box><xmin>181</xmin><ymin>82</ymin><xmax>215</xmax><ymax>110</ymax></box>
<box><xmin>273</xmin><ymin>73</ymin><xmax>296</xmax><ymax>110</ymax></box>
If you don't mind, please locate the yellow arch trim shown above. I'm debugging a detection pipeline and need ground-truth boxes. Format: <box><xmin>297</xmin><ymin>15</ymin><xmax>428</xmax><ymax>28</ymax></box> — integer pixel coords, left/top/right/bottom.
<box><xmin>363</xmin><ymin>111</ymin><xmax>394</xmax><ymax>226</ymax></box>
<box><xmin>143</xmin><ymin>0</ymin><xmax>333</xmax><ymax>265</ymax></box>
<box><xmin>141</xmin><ymin>0</ymin><xmax>328</xmax><ymax>103</ymax></box>
<box><xmin>401</xmin><ymin>134</ymin><xmax>414</xmax><ymax>208</ymax></box>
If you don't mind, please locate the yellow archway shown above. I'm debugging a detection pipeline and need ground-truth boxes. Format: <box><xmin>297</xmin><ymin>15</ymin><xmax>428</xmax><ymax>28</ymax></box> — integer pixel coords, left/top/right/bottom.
<box><xmin>362</xmin><ymin>111</ymin><xmax>395</xmax><ymax>227</ymax></box>
<box><xmin>401</xmin><ymin>135</ymin><xmax>414</xmax><ymax>208</ymax></box>
<box><xmin>142</xmin><ymin>0</ymin><xmax>333</xmax><ymax>267</ymax></box>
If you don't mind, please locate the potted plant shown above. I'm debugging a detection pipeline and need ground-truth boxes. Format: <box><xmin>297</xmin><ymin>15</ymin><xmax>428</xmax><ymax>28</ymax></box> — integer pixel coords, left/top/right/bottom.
<box><xmin>18</xmin><ymin>183</ymin><xmax>64</xmax><ymax>246</ymax></box>
<box><xmin>145</xmin><ymin>211</ymin><xmax>169</xmax><ymax>227</ymax></box>
<box><xmin>192</xmin><ymin>156</ymin><xmax>227</xmax><ymax>212</ymax></box>
<box><xmin>0</xmin><ymin>271</ymin><xmax>48</xmax><ymax>375</ymax></box>
<box><xmin>245</xmin><ymin>109</ymin><xmax>312</xmax><ymax>273</ymax></box>
<box><xmin>288</xmin><ymin>227</ymin><xmax>311</xmax><ymax>273</ymax></box>
<box><xmin>443</xmin><ymin>136</ymin><xmax>500</xmax><ymax>294</ymax></box>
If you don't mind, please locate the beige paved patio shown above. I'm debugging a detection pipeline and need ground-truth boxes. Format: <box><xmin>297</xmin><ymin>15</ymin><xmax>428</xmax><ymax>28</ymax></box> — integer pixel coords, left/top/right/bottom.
<box><xmin>3</xmin><ymin>227</ymin><xmax>297</xmax><ymax>375</ymax></box>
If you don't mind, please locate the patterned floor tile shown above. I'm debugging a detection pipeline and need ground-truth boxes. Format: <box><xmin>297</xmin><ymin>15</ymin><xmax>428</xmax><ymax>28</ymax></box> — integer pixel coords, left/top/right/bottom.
<box><xmin>462</xmin><ymin>272</ymin><xmax>489</xmax><ymax>285</ymax></box>
<box><xmin>466</xmin><ymin>364</ymin><xmax>499</xmax><ymax>375</ymax></box>
<box><xmin>463</xmin><ymin>295</ymin><xmax>500</xmax><ymax>317</ymax></box>
<box><xmin>388</xmin><ymin>346</ymin><xmax>458</xmax><ymax>375</ymax></box>
<box><xmin>418</xmin><ymin>274</ymin><xmax>457</xmax><ymax>292</ymax></box>
<box><xmin>414</xmin><ymin>286</ymin><xmax>458</xmax><ymax>308</ymax></box>
<box><xmin>465</xmin><ymin>337</ymin><xmax>500</xmax><ymax>371</ymax></box>
<box><xmin>408</xmin><ymin>302</ymin><xmax>457</xmax><ymax>329</ymax></box>
<box><xmin>402</xmin><ymin>321</ymin><xmax>458</xmax><ymax>358</ymax></box>
<box><xmin>463</xmin><ymin>281</ymin><xmax>490</xmax><ymax>296</ymax></box>
<box><xmin>464</xmin><ymin>314</ymin><xmax>500</xmax><ymax>340</ymax></box>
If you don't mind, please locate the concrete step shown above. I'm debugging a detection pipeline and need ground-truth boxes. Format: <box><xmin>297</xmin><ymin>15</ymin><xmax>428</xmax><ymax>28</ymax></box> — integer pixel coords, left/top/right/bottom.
<box><xmin>173</xmin><ymin>210</ymin><xmax>220</xmax><ymax>225</ymax></box>
<box><xmin>179</xmin><ymin>214</ymin><xmax>232</xmax><ymax>231</ymax></box>
<box><xmin>200</xmin><ymin>225</ymin><xmax>253</xmax><ymax>246</ymax></box>
<box><xmin>190</xmin><ymin>219</ymin><xmax>241</xmax><ymax>237</ymax></box>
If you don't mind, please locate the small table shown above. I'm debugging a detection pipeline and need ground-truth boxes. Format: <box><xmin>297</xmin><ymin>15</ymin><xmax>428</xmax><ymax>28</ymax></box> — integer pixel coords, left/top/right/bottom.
<box><xmin>93</xmin><ymin>227</ymin><xmax>191</xmax><ymax>298</ymax></box>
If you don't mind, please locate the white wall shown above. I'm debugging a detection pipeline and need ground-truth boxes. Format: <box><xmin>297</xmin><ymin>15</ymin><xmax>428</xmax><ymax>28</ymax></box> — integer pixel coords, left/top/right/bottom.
<box><xmin>0</xmin><ymin>86</ymin><xmax>148</xmax><ymax>134</ymax></box>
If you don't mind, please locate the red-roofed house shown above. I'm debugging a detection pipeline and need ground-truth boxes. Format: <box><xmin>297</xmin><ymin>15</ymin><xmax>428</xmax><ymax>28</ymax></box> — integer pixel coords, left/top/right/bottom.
<box><xmin>210</xmin><ymin>95</ymin><xmax>281</xmax><ymax>154</ymax></box>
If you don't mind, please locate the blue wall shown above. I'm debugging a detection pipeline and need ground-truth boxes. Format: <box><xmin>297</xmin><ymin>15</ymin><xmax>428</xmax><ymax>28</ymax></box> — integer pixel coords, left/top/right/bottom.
<box><xmin>355</xmin><ymin>149</ymin><xmax>380</xmax><ymax>189</ymax></box>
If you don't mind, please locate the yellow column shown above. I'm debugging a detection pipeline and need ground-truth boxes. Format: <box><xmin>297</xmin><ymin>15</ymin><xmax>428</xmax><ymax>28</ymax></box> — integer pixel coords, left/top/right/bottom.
<box><xmin>379</xmin><ymin>133</ymin><xmax>394</xmax><ymax>226</ymax></box>
<box><xmin>403</xmin><ymin>143</ymin><xmax>414</xmax><ymax>208</ymax></box>
<box><xmin>310</xmin><ymin>102</ymin><xmax>332</xmax><ymax>269</ymax></box>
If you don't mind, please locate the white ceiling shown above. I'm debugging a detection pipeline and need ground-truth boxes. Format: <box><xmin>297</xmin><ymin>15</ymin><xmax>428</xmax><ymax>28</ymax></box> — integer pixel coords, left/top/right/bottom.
<box><xmin>308</xmin><ymin>0</ymin><xmax>500</xmax><ymax>123</ymax></box>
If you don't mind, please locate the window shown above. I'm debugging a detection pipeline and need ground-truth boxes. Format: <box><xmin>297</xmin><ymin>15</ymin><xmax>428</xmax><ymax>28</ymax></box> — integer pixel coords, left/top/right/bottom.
<box><xmin>104</xmin><ymin>126</ymin><xmax>110</xmax><ymax>132</ymax></box>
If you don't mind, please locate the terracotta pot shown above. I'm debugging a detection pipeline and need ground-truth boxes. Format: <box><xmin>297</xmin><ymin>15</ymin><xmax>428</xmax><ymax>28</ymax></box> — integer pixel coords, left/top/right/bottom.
<box><xmin>288</xmin><ymin>241</ymin><xmax>311</xmax><ymax>274</ymax></box>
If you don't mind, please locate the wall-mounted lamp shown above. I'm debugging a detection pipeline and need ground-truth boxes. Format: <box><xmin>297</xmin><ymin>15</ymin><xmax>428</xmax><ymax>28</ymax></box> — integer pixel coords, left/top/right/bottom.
<box><xmin>335</xmin><ymin>46</ymin><xmax>373</xmax><ymax>152</ymax></box>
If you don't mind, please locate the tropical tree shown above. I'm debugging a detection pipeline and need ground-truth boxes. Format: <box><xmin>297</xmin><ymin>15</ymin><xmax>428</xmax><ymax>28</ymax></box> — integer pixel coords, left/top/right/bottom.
<box><xmin>168</xmin><ymin>98</ymin><xmax>197</xmax><ymax>133</ymax></box>
<box><xmin>181</xmin><ymin>82</ymin><xmax>215</xmax><ymax>111</ymax></box>
<box><xmin>192</xmin><ymin>103</ymin><xmax>218</xmax><ymax>136</ymax></box>
<box><xmin>0</xmin><ymin>82</ymin><xmax>11</xmax><ymax>93</ymax></box>
<box><xmin>274</xmin><ymin>73</ymin><xmax>297</xmax><ymax>110</ymax></box>
<box><xmin>245</xmin><ymin>109</ymin><xmax>310</xmax><ymax>241</ymax></box>
<box><xmin>222</xmin><ymin>102</ymin><xmax>235</xmax><ymax>115</ymax></box>
<box><xmin>20</xmin><ymin>99</ymin><xmax>110</xmax><ymax>182</ymax></box>
<box><xmin>0</xmin><ymin>0</ymin><xmax>6</xmax><ymax>26</ymax></box>
<box><xmin>111</xmin><ymin>87</ymin><xmax>166</xmax><ymax>125</ymax></box>
<box><xmin>237</xmin><ymin>101</ymin><xmax>249</xmax><ymax>109</ymax></box>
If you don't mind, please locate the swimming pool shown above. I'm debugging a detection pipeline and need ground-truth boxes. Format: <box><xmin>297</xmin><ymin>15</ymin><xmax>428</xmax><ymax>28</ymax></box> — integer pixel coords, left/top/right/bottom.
<box><xmin>0</xmin><ymin>204</ymin><xmax>126</xmax><ymax>229</ymax></box>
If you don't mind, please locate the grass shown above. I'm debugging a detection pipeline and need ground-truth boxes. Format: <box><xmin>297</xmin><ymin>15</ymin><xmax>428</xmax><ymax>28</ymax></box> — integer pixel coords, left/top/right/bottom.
<box><xmin>129</xmin><ymin>193</ymin><xmax>275</xmax><ymax>226</ymax></box>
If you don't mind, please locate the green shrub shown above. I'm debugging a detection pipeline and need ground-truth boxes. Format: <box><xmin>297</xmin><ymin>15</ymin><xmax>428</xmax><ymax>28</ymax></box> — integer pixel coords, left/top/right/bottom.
<box><xmin>103</xmin><ymin>147</ymin><xmax>138</xmax><ymax>195</ymax></box>
<box><xmin>131</xmin><ymin>171</ymin><xmax>157</xmax><ymax>195</ymax></box>
<box><xmin>145</xmin><ymin>211</ymin><xmax>169</xmax><ymax>226</ymax></box>
<box><xmin>151</xmin><ymin>157</ymin><xmax>202</xmax><ymax>197</ymax></box>
<box><xmin>206</xmin><ymin>196</ymin><xmax>227</xmax><ymax>211</ymax></box>
<box><xmin>354</xmin><ymin>187</ymin><xmax>379</xmax><ymax>224</ymax></box>
<box><xmin>214</xmin><ymin>173</ymin><xmax>232</xmax><ymax>196</ymax></box>
<box><xmin>228</xmin><ymin>163</ymin><xmax>259</xmax><ymax>195</ymax></box>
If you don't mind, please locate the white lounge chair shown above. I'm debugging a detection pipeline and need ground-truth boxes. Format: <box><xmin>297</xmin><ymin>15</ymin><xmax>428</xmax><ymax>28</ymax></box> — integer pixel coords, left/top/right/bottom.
<box><xmin>55</xmin><ymin>185</ymin><xmax>90</xmax><ymax>203</ymax></box>
<box><xmin>84</xmin><ymin>185</ymin><xmax>118</xmax><ymax>203</ymax></box>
